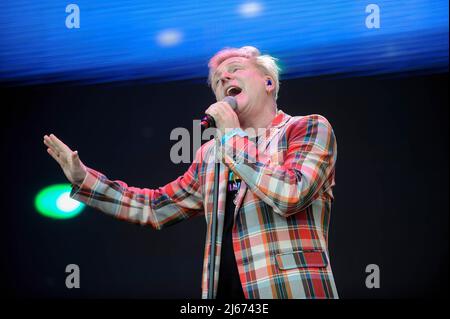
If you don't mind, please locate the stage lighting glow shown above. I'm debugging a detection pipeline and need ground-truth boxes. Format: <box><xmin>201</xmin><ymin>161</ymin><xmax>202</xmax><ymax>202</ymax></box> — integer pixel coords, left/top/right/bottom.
<box><xmin>35</xmin><ymin>184</ymin><xmax>84</xmax><ymax>219</ymax></box>
<box><xmin>56</xmin><ymin>192</ymin><xmax>81</xmax><ymax>213</ymax></box>
<box><xmin>238</xmin><ymin>2</ymin><xmax>263</xmax><ymax>18</ymax></box>
<box><xmin>157</xmin><ymin>29</ymin><xmax>183</xmax><ymax>47</ymax></box>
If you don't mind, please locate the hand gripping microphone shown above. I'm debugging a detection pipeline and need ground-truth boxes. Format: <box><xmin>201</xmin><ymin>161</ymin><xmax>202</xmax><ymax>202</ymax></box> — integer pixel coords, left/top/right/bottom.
<box><xmin>200</xmin><ymin>96</ymin><xmax>238</xmax><ymax>129</ymax></box>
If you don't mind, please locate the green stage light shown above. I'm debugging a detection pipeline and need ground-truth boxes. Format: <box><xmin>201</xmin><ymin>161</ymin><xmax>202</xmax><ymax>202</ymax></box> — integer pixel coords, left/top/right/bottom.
<box><xmin>35</xmin><ymin>184</ymin><xmax>84</xmax><ymax>219</ymax></box>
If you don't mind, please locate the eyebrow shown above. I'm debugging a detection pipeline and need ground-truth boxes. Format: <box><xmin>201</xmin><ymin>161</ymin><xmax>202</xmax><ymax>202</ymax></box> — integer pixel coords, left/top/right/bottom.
<box><xmin>212</xmin><ymin>62</ymin><xmax>244</xmax><ymax>83</ymax></box>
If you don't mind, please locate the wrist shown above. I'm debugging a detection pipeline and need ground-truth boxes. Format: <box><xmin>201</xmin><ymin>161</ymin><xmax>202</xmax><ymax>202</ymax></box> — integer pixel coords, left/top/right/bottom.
<box><xmin>73</xmin><ymin>169</ymin><xmax>87</xmax><ymax>187</ymax></box>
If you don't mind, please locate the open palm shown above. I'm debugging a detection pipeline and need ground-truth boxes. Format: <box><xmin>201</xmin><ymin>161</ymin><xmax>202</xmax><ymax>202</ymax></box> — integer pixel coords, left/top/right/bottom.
<box><xmin>43</xmin><ymin>134</ymin><xmax>87</xmax><ymax>186</ymax></box>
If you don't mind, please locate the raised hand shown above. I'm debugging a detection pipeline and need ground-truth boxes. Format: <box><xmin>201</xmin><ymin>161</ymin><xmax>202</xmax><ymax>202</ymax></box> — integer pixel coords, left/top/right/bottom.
<box><xmin>43</xmin><ymin>134</ymin><xmax>87</xmax><ymax>186</ymax></box>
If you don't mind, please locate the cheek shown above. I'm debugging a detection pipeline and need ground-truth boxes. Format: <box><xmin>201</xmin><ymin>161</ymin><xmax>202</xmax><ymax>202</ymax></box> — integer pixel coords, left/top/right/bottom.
<box><xmin>213</xmin><ymin>90</ymin><xmax>221</xmax><ymax>101</ymax></box>
<box><xmin>245</xmin><ymin>84</ymin><xmax>260</xmax><ymax>98</ymax></box>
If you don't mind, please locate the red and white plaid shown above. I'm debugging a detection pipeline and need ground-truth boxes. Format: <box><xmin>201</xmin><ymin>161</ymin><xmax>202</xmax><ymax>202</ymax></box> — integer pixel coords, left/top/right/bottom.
<box><xmin>71</xmin><ymin>110</ymin><xmax>339</xmax><ymax>299</ymax></box>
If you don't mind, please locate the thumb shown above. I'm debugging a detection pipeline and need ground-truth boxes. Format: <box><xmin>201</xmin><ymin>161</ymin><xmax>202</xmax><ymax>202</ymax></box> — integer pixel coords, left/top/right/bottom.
<box><xmin>72</xmin><ymin>150</ymin><xmax>80</xmax><ymax>164</ymax></box>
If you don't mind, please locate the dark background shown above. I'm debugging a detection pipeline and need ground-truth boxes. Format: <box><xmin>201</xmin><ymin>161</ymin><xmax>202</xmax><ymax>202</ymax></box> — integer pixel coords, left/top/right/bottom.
<box><xmin>0</xmin><ymin>72</ymin><xmax>448</xmax><ymax>299</ymax></box>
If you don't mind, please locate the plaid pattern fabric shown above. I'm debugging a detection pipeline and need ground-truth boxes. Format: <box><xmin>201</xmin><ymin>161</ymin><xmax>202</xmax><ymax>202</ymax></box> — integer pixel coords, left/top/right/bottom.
<box><xmin>70</xmin><ymin>110</ymin><xmax>338</xmax><ymax>299</ymax></box>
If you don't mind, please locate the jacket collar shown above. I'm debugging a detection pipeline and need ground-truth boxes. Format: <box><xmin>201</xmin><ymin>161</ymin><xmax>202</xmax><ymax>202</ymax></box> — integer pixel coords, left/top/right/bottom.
<box><xmin>269</xmin><ymin>109</ymin><xmax>291</xmax><ymax>129</ymax></box>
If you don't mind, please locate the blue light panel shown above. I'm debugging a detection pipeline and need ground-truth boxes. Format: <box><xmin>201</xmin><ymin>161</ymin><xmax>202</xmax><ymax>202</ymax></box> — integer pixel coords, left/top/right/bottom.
<box><xmin>0</xmin><ymin>1</ymin><xmax>448</xmax><ymax>85</ymax></box>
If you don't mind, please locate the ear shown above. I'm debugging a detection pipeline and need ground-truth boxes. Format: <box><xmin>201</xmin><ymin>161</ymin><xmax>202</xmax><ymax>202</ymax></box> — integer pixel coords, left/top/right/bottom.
<box><xmin>265</xmin><ymin>76</ymin><xmax>275</xmax><ymax>94</ymax></box>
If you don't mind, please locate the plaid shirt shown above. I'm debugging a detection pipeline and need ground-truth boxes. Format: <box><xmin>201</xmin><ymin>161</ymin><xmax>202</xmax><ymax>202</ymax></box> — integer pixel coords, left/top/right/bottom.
<box><xmin>71</xmin><ymin>110</ymin><xmax>338</xmax><ymax>299</ymax></box>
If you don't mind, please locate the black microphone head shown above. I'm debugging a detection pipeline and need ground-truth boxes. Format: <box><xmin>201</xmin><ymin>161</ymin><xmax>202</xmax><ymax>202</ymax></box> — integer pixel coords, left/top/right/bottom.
<box><xmin>222</xmin><ymin>96</ymin><xmax>238</xmax><ymax>110</ymax></box>
<box><xmin>200</xmin><ymin>114</ymin><xmax>215</xmax><ymax>129</ymax></box>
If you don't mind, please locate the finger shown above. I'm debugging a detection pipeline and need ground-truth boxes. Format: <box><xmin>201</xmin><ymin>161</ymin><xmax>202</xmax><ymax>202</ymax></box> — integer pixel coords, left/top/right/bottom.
<box><xmin>44</xmin><ymin>139</ymin><xmax>61</xmax><ymax>158</ymax></box>
<box><xmin>205</xmin><ymin>108</ymin><xmax>216</xmax><ymax>117</ymax></box>
<box><xmin>47</xmin><ymin>147</ymin><xmax>62</xmax><ymax>165</ymax></box>
<box><xmin>44</xmin><ymin>136</ymin><xmax>57</xmax><ymax>148</ymax></box>
<box><xmin>71</xmin><ymin>150</ymin><xmax>81</xmax><ymax>166</ymax></box>
<box><xmin>217</xmin><ymin>103</ymin><xmax>231</xmax><ymax>118</ymax></box>
<box><xmin>49</xmin><ymin>134</ymin><xmax>68</xmax><ymax>152</ymax></box>
<box><xmin>220</xmin><ymin>101</ymin><xmax>234</xmax><ymax>114</ymax></box>
<box><xmin>44</xmin><ymin>136</ymin><xmax>62</xmax><ymax>154</ymax></box>
<box><xmin>205</xmin><ymin>105</ymin><xmax>213</xmax><ymax>114</ymax></box>
<box><xmin>49</xmin><ymin>134</ymin><xmax>71</xmax><ymax>152</ymax></box>
<box><xmin>45</xmin><ymin>136</ymin><xmax>67</xmax><ymax>155</ymax></box>
<box><xmin>43</xmin><ymin>137</ymin><xmax>51</xmax><ymax>148</ymax></box>
<box><xmin>208</xmin><ymin>103</ymin><xmax>223</xmax><ymax>114</ymax></box>
<box><xmin>44</xmin><ymin>135</ymin><xmax>58</xmax><ymax>151</ymax></box>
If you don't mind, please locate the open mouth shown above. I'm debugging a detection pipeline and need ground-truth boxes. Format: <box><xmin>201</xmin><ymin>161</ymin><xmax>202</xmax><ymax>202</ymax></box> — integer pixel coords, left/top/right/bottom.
<box><xmin>225</xmin><ymin>86</ymin><xmax>242</xmax><ymax>97</ymax></box>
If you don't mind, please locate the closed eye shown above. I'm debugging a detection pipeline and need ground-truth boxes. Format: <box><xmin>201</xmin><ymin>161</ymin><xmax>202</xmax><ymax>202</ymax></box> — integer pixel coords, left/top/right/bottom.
<box><xmin>213</xmin><ymin>65</ymin><xmax>242</xmax><ymax>88</ymax></box>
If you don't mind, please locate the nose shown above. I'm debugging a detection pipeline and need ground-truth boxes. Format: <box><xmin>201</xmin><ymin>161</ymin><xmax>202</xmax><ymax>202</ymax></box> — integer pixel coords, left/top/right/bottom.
<box><xmin>220</xmin><ymin>71</ymin><xmax>233</xmax><ymax>85</ymax></box>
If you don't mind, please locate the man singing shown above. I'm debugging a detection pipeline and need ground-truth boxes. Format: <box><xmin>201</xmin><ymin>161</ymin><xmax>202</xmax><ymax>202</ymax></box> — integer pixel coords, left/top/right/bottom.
<box><xmin>43</xmin><ymin>46</ymin><xmax>338</xmax><ymax>299</ymax></box>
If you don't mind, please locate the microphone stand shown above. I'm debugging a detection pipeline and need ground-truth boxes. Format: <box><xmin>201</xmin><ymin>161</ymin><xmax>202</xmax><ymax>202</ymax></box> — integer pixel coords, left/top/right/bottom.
<box><xmin>202</xmin><ymin>96</ymin><xmax>236</xmax><ymax>299</ymax></box>
<box><xmin>207</xmin><ymin>138</ymin><xmax>221</xmax><ymax>299</ymax></box>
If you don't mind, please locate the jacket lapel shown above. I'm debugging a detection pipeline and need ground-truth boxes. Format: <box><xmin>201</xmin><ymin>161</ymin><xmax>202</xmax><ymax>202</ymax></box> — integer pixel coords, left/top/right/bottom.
<box><xmin>233</xmin><ymin>110</ymin><xmax>291</xmax><ymax>220</ymax></box>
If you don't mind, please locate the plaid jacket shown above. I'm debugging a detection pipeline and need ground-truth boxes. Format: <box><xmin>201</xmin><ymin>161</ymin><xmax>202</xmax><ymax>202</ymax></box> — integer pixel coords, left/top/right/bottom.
<box><xmin>71</xmin><ymin>110</ymin><xmax>338</xmax><ymax>299</ymax></box>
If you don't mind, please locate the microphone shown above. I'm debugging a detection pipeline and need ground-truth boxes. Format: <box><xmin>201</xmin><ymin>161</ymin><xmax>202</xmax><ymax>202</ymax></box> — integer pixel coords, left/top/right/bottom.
<box><xmin>201</xmin><ymin>96</ymin><xmax>238</xmax><ymax>129</ymax></box>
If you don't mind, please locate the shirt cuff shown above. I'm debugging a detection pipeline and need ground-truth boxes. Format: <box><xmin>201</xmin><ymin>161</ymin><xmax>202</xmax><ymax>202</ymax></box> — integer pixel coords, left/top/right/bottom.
<box><xmin>70</xmin><ymin>167</ymin><xmax>98</xmax><ymax>199</ymax></box>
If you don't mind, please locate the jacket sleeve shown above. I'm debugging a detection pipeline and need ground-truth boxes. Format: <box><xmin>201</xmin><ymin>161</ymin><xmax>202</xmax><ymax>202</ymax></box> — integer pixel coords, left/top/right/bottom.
<box><xmin>70</xmin><ymin>148</ymin><xmax>204</xmax><ymax>229</ymax></box>
<box><xmin>220</xmin><ymin>115</ymin><xmax>337</xmax><ymax>217</ymax></box>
